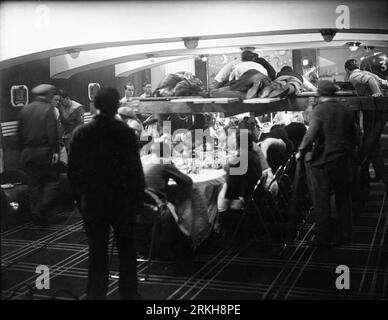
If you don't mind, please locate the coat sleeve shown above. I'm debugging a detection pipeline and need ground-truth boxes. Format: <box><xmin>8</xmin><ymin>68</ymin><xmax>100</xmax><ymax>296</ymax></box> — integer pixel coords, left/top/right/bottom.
<box><xmin>47</xmin><ymin>107</ymin><xmax>60</xmax><ymax>154</ymax></box>
<box><xmin>79</xmin><ymin>106</ymin><xmax>85</xmax><ymax>123</ymax></box>
<box><xmin>298</xmin><ymin>109</ymin><xmax>321</xmax><ymax>155</ymax></box>
<box><xmin>122</xmin><ymin>129</ymin><xmax>146</xmax><ymax>208</ymax></box>
<box><xmin>67</xmin><ymin>128</ymin><xmax>85</xmax><ymax>204</ymax></box>
<box><xmin>257</xmin><ymin>58</ymin><xmax>277</xmax><ymax>80</ymax></box>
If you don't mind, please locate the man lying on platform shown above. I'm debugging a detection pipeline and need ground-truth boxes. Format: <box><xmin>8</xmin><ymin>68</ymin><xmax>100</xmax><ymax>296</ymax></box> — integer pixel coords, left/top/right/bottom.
<box><xmin>210</xmin><ymin>64</ymin><xmax>317</xmax><ymax>100</ymax></box>
<box><xmin>274</xmin><ymin>66</ymin><xmax>317</xmax><ymax>94</ymax></box>
<box><xmin>210</xmin><ymin>50</ymin><xmax>276</xmax><ymax>90</ymax></box>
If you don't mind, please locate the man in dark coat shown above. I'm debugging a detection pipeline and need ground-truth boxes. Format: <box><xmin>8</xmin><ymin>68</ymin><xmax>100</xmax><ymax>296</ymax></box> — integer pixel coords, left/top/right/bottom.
<box><xmin>297</xmin><ymin>81</ymin><xmax>357</xmax><ymax>247</ymax></box>
<box><xmin>17</xmin><ymin>84</ymin><xmax>60</xmax><ymax>225</ymax></box>
<box><xmin>68</xmin><ymin>87</ymin><xmax>145</xmax><ymax>300</ymax></box>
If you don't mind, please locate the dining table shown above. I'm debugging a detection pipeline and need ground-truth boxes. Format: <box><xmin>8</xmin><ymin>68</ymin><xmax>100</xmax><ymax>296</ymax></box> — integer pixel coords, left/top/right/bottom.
<box><xmin>167</xmin><ymin>167</ymin><xmax>226</xmax><ymax>249</ymax></box>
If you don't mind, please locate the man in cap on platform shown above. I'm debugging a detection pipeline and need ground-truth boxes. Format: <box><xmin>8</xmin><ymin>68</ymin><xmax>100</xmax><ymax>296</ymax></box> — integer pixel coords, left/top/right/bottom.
<box><xmin>17</xmin><ymin>84</ymin><xmax>60</xmax><ymax>225</ymax></box>
<box><xmin>297</xmin><ymin>80</ymin><xmax>357</xmax><ymax>247</ymax></box>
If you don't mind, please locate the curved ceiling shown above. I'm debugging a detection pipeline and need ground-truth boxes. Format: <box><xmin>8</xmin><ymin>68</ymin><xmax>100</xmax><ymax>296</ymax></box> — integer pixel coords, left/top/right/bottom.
<box><xmin>49</xmin><ymin>31</ymin><xmax>388</xmax><ymax>79</ymax></box>
<box><xmin>1</xmin><ymin>0</ymin><xmax>387</xmax><ymax>77</ymax></box>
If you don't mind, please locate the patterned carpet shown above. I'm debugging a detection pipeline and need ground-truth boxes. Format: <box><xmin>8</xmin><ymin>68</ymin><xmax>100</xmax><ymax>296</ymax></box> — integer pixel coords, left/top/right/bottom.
<box><xmin>1</xmin><ymin>181</ymin><xmax>388</xmax><ymax>300</ymax></box>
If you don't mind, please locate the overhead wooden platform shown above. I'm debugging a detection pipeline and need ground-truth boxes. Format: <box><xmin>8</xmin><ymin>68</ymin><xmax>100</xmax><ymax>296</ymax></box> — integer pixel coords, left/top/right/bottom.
<box><xmin>127</xmin><ymin>93</ymin><xmax>388</xmax><ymax>116</ymax></box>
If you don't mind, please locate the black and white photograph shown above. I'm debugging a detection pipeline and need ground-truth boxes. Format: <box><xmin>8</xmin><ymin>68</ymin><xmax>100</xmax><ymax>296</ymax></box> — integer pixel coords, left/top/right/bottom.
<box><xmin>0</xmin><ymin>0</ymin><xmax>388</xmax><ymax>307</ymax></box>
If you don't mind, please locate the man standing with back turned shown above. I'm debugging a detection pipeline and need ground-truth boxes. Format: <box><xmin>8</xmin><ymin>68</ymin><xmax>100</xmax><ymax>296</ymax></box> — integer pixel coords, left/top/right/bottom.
<box><xmin>17</xmin><ymin>84</ymin><xmax>60</xmax><ymax>225</ymax></box>
<box><xmin>297</xmin><ymin>81</ymin><xmax>357</xmax><ymax>247</ymax></box>
<box><xmin>68</xmin><ymin>87</ymin><xmax>145</xmax><ymax>299</ymax></box>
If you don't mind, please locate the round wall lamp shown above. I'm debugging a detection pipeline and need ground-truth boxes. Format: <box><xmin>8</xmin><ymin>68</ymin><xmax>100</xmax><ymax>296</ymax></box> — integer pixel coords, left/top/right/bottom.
<box><xmin>302</xmin><ymin>57</ymin><xmax>312</xmax><ymax>68</ymax></box>
<box><xmin>346</xmin><ymin>42</ymin><xmax>361</xmax><ymax>52</ymax></box>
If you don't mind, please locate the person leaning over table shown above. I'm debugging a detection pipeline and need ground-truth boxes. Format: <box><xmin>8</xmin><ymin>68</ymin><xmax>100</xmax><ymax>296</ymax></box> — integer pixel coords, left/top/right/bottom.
<box><xmin>237</xmin><ymin>117</ymin><xmax>275</xmax><ymax>185</ymax></box>
<box><xmin>218</xmin><ymin>117</ymin><xmax>276</xmax><ymax>197</ymax></box>
<box><xmin>216</xmin><ymin>118</ymin><xmax>278</xmax><ymax>236</ymax></box>
<box><xmin>141</xmin><ymin>141</ymin><xmax>193</xmax><ymax>200</ymax></box>
<box><xmin>141</xmin><ymin>141</ymin><xmax>194</xmax><ymax>258</ymax></box>
<box><xmin>218</xmin><ymin>131</ymin><xmax>266</xmax><ymax>242</ymax></box>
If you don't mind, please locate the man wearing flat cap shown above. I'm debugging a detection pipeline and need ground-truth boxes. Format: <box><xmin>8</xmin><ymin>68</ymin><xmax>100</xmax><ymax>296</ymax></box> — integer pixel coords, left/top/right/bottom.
<box><xmin>17</xmin><ymin>84</ymin><xmax>60</xmax><ymax>225</ymax></box>
<box><xmin>297</xmin><ymin>80</ymin><xmax>357</xmax><ymax>247</ymax></box>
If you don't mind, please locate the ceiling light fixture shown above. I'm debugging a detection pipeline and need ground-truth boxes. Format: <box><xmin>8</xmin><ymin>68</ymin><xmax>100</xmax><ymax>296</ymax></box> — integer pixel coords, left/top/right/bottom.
<box><xmin>319</xmin><ymin>29</ymin><xmax>337</xmax><ymax>42</ymax></box>
<box><xmin>66</xmin><ymin>48</ymin><xmax>81</xmax><ymax>59</ymax></box>
<box><xmin>346</xmin><ymin>42</ymin><xmax>361</xmax><ymax>52</ymax></box>
<box><xmin>240</xmin><ymin>46</ymin><xmax>256</xmax><ymax>52</ymax></box>
<box><xmin>183</xmin><ymin>37</ymin><xmax>199</xmax><ymax>49</ymax></box>
<box><xmin>146</xmin><ymin>53</ymin><xmax>158</xmax><ymax>63</ymax></box>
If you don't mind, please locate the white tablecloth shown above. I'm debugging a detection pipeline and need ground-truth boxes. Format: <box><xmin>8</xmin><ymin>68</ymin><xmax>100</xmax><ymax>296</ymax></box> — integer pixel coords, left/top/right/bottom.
<box><xmin>167</xmin><ymin>169</ymin><xmax>226</xmax><ymax>249</ymax></box>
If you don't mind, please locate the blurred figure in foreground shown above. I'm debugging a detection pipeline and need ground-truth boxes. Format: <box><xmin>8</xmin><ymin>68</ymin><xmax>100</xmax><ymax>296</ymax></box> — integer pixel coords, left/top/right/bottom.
<box><xmin>68</xmin><ymin>87</ymin><xmax>145</xmax><ymax>300</ymax></box>
<box><xmin>17</xmin><ymin>84</ymin><xmax>60</xmax><ymax>225</ymax></box>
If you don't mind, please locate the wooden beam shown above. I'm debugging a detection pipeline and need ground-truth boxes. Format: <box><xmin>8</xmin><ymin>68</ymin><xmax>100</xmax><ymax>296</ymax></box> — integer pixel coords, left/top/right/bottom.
<box><xmin>134</xmin><ymin>96</ymin><xmax>388</xmax><ymax>116</ymax></box>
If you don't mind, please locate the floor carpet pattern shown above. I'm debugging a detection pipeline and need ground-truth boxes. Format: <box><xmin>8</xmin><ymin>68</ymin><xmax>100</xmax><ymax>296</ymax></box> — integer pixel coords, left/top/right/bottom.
<box><xmin>1</xmin><ymin>183</ymin><xmax>388</xmax><ymax>300</ymax></box>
